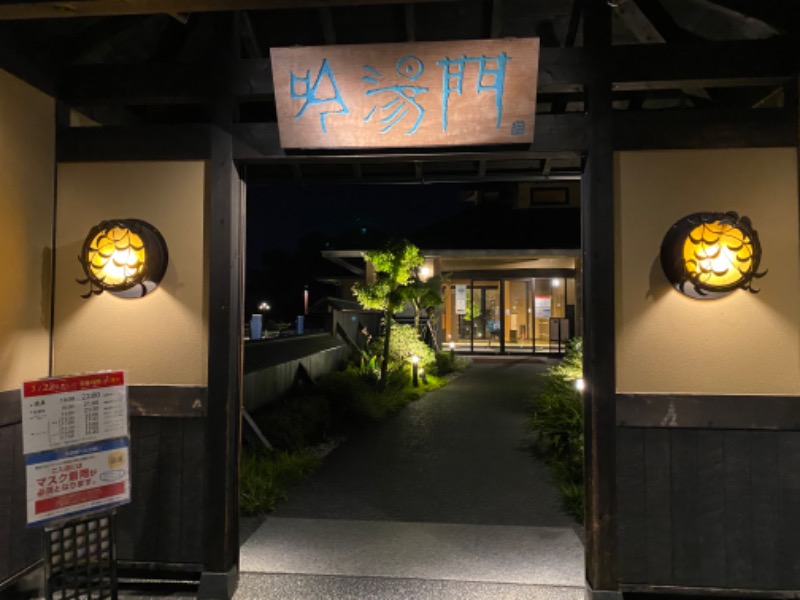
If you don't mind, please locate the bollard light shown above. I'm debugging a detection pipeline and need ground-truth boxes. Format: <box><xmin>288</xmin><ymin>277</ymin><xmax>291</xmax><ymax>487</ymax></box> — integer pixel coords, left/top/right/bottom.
<box><xmin>575</xmin><ymin>378</ymin><xmax>585</xmax><ymax>392</ymax></box>
<box><xmin>411</xmin><ymin>355</ymin><xmax>419</xmax><ymax>387</ymax></box>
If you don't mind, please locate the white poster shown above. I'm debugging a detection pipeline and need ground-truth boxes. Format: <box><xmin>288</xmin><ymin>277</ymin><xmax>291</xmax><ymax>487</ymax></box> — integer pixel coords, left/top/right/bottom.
<box><xmin>26</xmin><ymin>438</ymin><xmax>131</xmax><ymax>526</ymax></box>
<box><xmin>455</xmin><ymin>285</ymin><xmax>467</xmax><ymax>315</ymax></box>
<box><xmin>535</xmin><ymin>295</ymin><xmax>552</xmax><ymax>319</ymax></box>
<box><xmin>22</xmin><ymin>371</ymin><xmax>128</xmax><ymax>455</ymax></box>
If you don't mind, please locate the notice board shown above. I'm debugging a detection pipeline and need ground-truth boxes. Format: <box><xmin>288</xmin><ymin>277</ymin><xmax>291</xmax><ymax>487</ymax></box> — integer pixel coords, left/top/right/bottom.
<box><xmin>271</xmin><ymin>38</ymin><xmax>539</xmax><ymax>149</ymax></box>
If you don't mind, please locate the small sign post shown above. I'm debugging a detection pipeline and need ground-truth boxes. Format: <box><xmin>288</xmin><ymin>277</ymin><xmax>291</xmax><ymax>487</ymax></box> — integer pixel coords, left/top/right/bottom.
<box><xmin>21</xmin><ymin>371</ymin><xmax>130</xmax><ymax>599</ymax></box>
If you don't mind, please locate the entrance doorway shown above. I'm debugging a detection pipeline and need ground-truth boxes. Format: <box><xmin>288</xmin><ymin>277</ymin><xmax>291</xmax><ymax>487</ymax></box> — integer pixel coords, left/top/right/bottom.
<box><xmin>445</xmin><ymin>276</ymin><xmax>576</xmax><ymax>354</ymax></box>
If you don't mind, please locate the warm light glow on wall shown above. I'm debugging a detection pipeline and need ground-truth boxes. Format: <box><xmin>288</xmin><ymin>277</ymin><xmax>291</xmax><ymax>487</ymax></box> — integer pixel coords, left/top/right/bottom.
<box><xmin>77</xmin><ymin>219</ymin><xmax>168</xmax><ymax>298</ymax></box>
<box><xmin>660</xmin><ymin>211</ymin><xmax>765</xmax><ymax>300</ymax></box>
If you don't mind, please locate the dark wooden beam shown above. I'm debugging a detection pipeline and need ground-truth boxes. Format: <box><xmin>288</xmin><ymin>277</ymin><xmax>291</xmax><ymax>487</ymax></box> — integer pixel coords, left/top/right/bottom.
<box><xmin>57</xmin><ymin>124</ymin><xmax>214</xmax><ymax>161</ymax></box>
<box><xmin>238</xmin><ymin>11</ymin><xmax>263</xmax><ymax>59</ymax></box>
<box><xmin>201</xmin><ymin>123</ymin><xmax>243</xmax><ymax>598</ymax></box>
<box><xmin>610</xmin><ymin>38</ymin><xmax>797</xmax><ymax>90</ymax></box>
<box><xmin>582</xmin><ymin>0</ymin><xmax>618</xmax><ymax>594</ymax></box>
<box><xmin>0</xmin><ymin>0</ymin><xmax>460</xmax><ymax>20</ymax></box>
<box><xmin>231</xmin><ymin>113</ymin><xmax>589</xmax><ymax>160</ymax></box>
<box><xmin>318</xmin><ymin>6</ymin><xmax>336</xmax><ymax>45</ymax></box>
<box><xmin>59</xmin><ymin>60</ymin><xmax>276</xmax><ymax>105</ymax></box>
<box><xmin>490</xmin><ymin>0</ymin><xmax>503</xmax><ymax>38</ymax></box>
<box><xmin>58</xmin><ymin>48</ymin><xmax>584</xmax><ymax>106</ymax></box>
<box><xmin>404</xmin><ymin>3</ymin><xmax>415</xmax><ymax>42</ymax></box>
<box><xmin>128</xmin><ymin>385</ymin><xmax>208</xmax><ymax>417</ymax></box>
<box><xmin>200</xmin><ymin>18</ymin><xmax>242</xmax><ymax>597</ymax></box>
<box><xmin>59</xmin><ymin>39</ymin><xmax>796</xmax><ymax>111</ymax></box>
<box><xmin>57</xmin><ymin>105</ymin><xmax>794</xmax><ymax>164</ymax></box>
<box><xmin>0</xmin><ymin>23</ymin><xmax>57</xmax><ymax>96</ymax></box>
<box><xmin>613</xmin><ymin>106</ymin><xmax>797</xmax><ymax>150</ymax></box>
<box><xmin>702</xmin><ymin>0</ymin><xmax>797</xmax><ymax>36</ymax></box>
<box><xmin>564</xmin><ymin>0</ymin><xmax>584</xmax><ymax>47</ymax></box>
<box><xmin>628</xmin><ymin>0</ymin><xmax>702</xmax><ymax>42</ymax></box>
<box><xmin>617</xmin><ymin>394</ymin><xmax>800</xmax><ymax>431</ymax></box>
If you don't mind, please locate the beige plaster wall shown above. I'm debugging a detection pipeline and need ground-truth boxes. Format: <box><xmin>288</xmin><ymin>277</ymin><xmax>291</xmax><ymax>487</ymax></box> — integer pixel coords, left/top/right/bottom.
<box><xmin>54</xmin><ymin>162</ymin><xmax>207</xmax><ymax>385</ymax></box>
<box><xmin>615</xmin><ymin>148</ymin><xmax>800</xmax><ymax>395</ymax></box>
<box><xmin>0</xmin><ymin>69</ymin><xmax>55</xmax><ymax>391</ymax></box>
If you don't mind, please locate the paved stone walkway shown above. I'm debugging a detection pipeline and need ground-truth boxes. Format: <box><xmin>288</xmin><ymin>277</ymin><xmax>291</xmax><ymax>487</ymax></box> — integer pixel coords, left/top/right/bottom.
<box><xmin>237</xmin><ymin>358</ymin><xmax>585</xmax><ymax>599</ymax></box>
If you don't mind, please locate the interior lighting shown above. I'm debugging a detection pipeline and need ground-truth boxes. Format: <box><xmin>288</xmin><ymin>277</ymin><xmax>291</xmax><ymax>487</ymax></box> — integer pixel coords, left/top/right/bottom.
<box><xmin>77</xmin><ymin>219</ymin><xmax>168</xmax><ymax>299</ymax></box>
<box><xmin>551</xmin><ymin>278</ymin><xmax>560</xmax><ymax>287</ymax></box>
<box><xmin>660</xmin><ymin>211</ymin><xmax>765</xmax><ymax>300</ymax></box>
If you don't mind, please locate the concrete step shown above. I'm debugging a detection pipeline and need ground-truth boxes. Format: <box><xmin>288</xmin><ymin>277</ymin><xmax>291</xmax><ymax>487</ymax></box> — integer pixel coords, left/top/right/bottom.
<box><xmin>234</xmin><ymin>572</ymin><xmax>585</xmax><ymax>600</ymax></box>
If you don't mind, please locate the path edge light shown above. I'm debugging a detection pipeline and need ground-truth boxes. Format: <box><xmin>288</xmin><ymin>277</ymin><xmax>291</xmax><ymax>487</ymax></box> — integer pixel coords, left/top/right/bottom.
<box><xmin>77</xmin><ymin>218</ymin><xmax>169</xmax><ymax>299</ymax></box>
<box><xmin>659</xmin><ymin>211</ymin><xmax>766</xmax><ymax>300</ymax></box>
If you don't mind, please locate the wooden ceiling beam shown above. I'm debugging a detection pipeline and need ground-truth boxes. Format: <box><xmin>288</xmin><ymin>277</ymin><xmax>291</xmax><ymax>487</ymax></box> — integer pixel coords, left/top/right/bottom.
<box><xmin>56</xmin><ymin>104</ymin><xmax>795</xmax><ymax>164</ymax></box>
<box><xmin>489</xmin><ymin>0</ymin><xmax>503</xmax><ymax>39</ymax></box>
<box><xmin>58</xmin><ymin>47</ymin><xmax>585</xmax><ymax>106</ymax></box>
<box><xmin>614</xmin><ymin>0</ymin><xmax>710</xmax><ymax>100</ymax></box>
<box><xmin>404</xmin><ymin>4</ymin><xmax>415</xmax><ymax>42</ymax></box>
<box><xmin>319</xmin><ymin>6</ymin><xmax>337</xmax><ymax>44</ymax></box>
<box><xmin>0</xmin><ymin>0</ymin><xmax>460</xmax><ymax>20</ymax></box>
<box><xmin>610</xmin><ymin>38</ymin><xmax>797</xmax><ymax>90</ymax></box>
<box><xmin>238</xmin><ymin>11</ymin><xmax>263</xmax><ymax>58</ymax></box>
<box><xmin>59</xmin><ymin>39</ymin><xmax>795</xmax><ymax>109</ymax></box>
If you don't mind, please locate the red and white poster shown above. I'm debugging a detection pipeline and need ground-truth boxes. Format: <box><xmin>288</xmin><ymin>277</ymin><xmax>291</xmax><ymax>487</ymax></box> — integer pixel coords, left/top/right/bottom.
<box><xmin>25</xmin><ymin>438</ymin><xmax>130</xmax><ymax>526</ymax></box>
<box><xmin>21</xmin><ymin>371</ymin><xmax>128</xmax><ymax>455</ymax></box>
<box><xmin>21</xmin><ymin>371</ymin><xmax>131</xmax><ymax>526</ymax></box>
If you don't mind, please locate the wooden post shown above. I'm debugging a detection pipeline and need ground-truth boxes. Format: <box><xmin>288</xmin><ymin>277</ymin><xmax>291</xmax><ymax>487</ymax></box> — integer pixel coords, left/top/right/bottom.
<box><xmin>199</xmin><ymin>13</ymin><xmax>244</xmax><ymax>600</ymax></box>
<box><xmin>582</xmin><ymin>0</ymin><xmax>619</xmax><ymax>596</ymax></box>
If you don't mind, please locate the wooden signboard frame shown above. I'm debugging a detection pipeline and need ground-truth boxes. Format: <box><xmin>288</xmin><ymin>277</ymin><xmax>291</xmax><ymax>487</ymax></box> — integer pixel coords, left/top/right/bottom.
<box><xmin>271</xmin><ymin>38</ymin><xmax>539</xmax><ymax>149</ymax></box>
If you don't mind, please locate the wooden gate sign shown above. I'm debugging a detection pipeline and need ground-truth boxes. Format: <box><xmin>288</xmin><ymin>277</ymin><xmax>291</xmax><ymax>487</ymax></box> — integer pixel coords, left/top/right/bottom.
<box><xmin>271</xmin><ymin>38</ymin><xmax>539</xmax><ymax>149</ymax></box>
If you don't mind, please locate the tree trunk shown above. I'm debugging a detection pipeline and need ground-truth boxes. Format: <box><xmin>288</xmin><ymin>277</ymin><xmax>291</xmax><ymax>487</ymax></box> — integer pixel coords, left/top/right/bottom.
<box><xmin>380</xmin><ymin>311</ymin><xmax>392</xmax><ymax>384</ymax></box>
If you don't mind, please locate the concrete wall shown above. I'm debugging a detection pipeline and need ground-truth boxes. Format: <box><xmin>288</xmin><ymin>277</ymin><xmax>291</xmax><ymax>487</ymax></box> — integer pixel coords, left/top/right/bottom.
<box><xmin>615</xmin><ymin>148</ymin><xmax>800</xmax><ymax>395</ymax></box>
<box><xmin>0</xmin><ymin>69</ymin><xmax>55</xmax><ymax>391</ymax></box>
<box><xmin>53</xmin><ymin>162</ymin><xmax>207</xmax><ymax>385</ymax></box>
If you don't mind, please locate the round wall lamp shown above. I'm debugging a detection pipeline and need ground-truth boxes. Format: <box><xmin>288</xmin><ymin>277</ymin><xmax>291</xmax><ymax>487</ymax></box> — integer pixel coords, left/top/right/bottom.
<box><xmin>660</xmin><ymin>211</ymin><xmax>766</xmax><ymax>300</ymax></box>
<box><xmin>77</xmin><ymin>219</ymin><xmax>169</xmax><ymax>299</ymax></box>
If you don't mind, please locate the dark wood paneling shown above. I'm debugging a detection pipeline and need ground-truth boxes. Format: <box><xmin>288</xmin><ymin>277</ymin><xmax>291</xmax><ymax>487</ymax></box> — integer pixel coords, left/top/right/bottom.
<box><xmin>0</xmin><ymin>424</ymin><xmax>43</xmax><ymax>588</ymax></box>
<box><xmin>695</xmin><ymin>431</ymin><xmax>725</xmax><ymax>587</ymax></box>
<box><xmin>0</xmin><ymin>390</ymin><xmax>20</xmax><ymax>427</ymax></box>
<box><xmin>616</xmin><ymin>429</ymin><xmax>646</xmax><ymax>582</ymax></box>
<box><xmin>643</xmin><ymin>429</ymin><xmax>671</xmax><ymax>584</ymax></box>
<box><xmin>670</xmin><ymin>429</ymin><xmax>699</xmax><ymax>586</ymax></box>
<box><xmin>750</xmin><ymin>432</ymin><xmax>780</xmax><ymax>588</ymax></box>
<box><xmin>618</xmin><ymin>428</ymin><xmax>800</xmax><ymax>590</ymax></box>
<box><xmin>617</xmin><ymin>393</ymin><xmax>800</xmax><ymax>430</ymax></box>
<box><xmin>116</xmin><ymin>417</ymin><xmax>206</xmax><ymax>566</ymax></box>
<box><xmin>128</xmin><ymin>385</ymin><xmax>207</xmax><ymax>418</ymax></box>
<box><xmin>723</xmin><ymin>431</ymin><xmax>753</xmax><ymax>588</ymax></box>
<box><xmin>777</xmin><ymin>434</ymin><xmax>800</xmax><ymax>588</ymax></box>
<box><xmin>180</xmin><ymin>418</ymin><xmax>206</xmax><ymax>558</ymax></box>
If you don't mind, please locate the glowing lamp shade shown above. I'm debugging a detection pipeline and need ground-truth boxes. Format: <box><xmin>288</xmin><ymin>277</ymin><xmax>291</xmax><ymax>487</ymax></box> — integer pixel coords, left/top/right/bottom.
<box><xmin>660</xmin><ymin>212</ymin><xmax>765</xmax><ymax>300</ymax></box>
<box><xmin>77</xmin><ymin>219</ymin><xmax>168</xmax><ymax>299</ymax></box>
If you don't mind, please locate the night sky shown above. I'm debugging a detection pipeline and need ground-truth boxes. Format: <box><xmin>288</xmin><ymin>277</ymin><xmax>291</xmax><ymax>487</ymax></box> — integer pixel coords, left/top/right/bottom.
<box><xmin>246</xmin><ymin>183</ymin><xmax>466</xmax><ymax>259</ymax></box>
<box><xmin>244</xmin><ymin>183</ymin><xmax>467</xmax><ymax>320</ymax></box>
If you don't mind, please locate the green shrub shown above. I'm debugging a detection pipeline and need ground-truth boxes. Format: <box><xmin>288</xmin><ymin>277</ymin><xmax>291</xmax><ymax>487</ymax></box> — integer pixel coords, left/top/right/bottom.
<box><xmin>371</xmin><ymin>322</ymin><xmax>435</xmax><ymax>374</ymax></box>
<box><xmin>253</xmin><ymin>390</ymin><xmax>332</xmax><ymax>451</ymax></box>
<box><xmin>433</xmin><ymin>350</ymin><xmax>471</xmax><ymax>376</ymax></box>
<box><xmin>240</xmin><ymin>448</ymin><xmax>321</xmax><ymax>515</ymax></box>
<box><xmin>528</xmin><ymin>337</ymin><xmax>585</xmax><ymax>522</ymax></box>
<box><xmin>320</xmin><ymin>368</ymin><xmax>415</xmax><ymax>422</ymax></box>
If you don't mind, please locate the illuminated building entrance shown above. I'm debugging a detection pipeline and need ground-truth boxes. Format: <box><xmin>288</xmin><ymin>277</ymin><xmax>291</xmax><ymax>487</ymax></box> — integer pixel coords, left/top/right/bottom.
<box><xmin>440</xmin><ymin>259</ymin><xmax>577</xmax><ymax>355</ymax></box>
